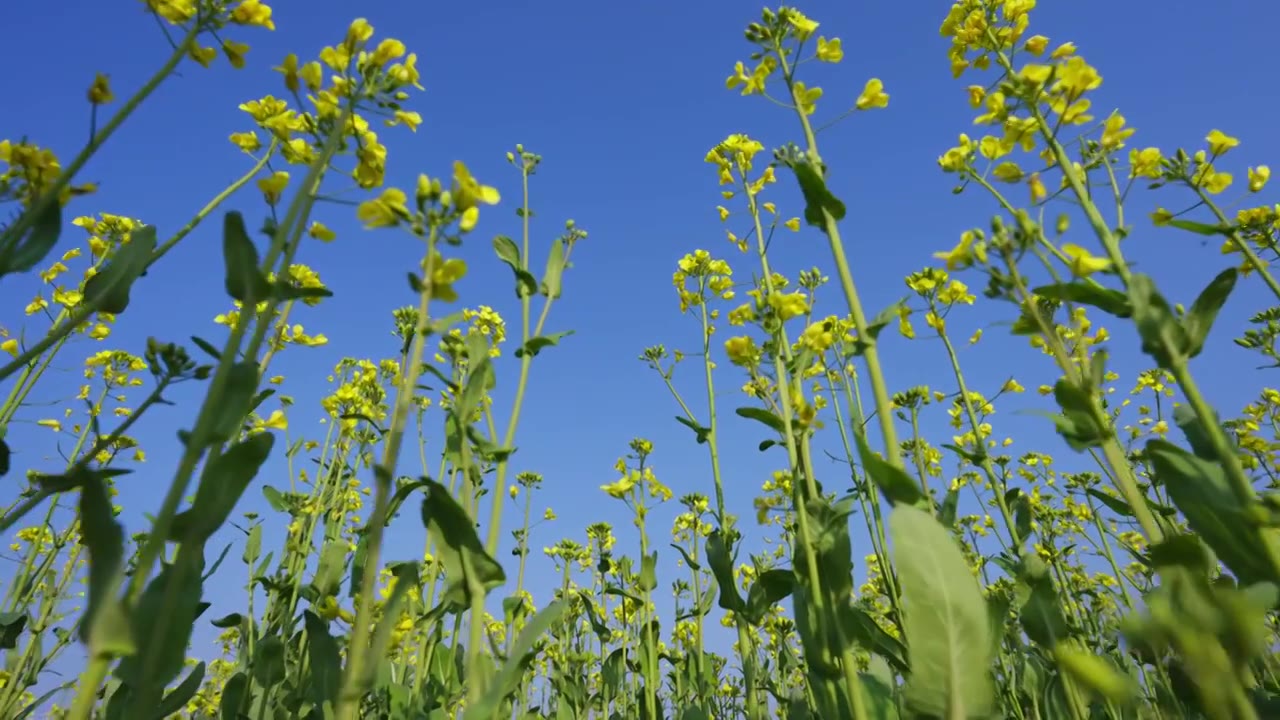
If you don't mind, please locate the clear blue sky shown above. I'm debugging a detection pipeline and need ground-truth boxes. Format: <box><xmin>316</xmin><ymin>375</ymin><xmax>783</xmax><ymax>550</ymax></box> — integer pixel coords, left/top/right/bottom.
<box><xmin>4</xmin><ymin>0</ymin><xmax>1278</xmax><ymax>686</ymax></box>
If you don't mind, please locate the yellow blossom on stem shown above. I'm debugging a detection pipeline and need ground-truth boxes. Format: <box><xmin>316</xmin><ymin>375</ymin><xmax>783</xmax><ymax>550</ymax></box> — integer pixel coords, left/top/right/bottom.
<box><xmin>257</xmin><ymin>171</ymin><xmax>289</xmax><ymax>205</ymax></box>
<box><xmin>87</xmin><ymin>74</ymin><xmax>113</xmax><ymax>104</ymax></box>
<box><xmin>856</xmin><ymin>78</ymin><xmax>889</xmax><ymax>110</ymax></box>
<box><xmin>356</xmin><ymin>188</ymin><xmax>410</xmax><ymax>228</ymax></box>
<box><xmin>1248</xmin><ymin>166</ymin><xmax>1270</xmax><ymax>193</ymax></box>
<box><xmin>816</xmin><ymin>37</ymin><xmax>843</xmax><ymax>63</ymax></box>
<box><xmin>1062</xmin><ymin>244</ymin><xmax>1111</xmax><ymax>277</ymax></box>
<box><xmin>230</xmin><ymin>0</ymin><xmax>275</xmax><ymax>30</ymax></box>
<box><xmin>1206</xmin><ymin>129</ymin><xmax>1239</xmax><ymax>156</ymax></box>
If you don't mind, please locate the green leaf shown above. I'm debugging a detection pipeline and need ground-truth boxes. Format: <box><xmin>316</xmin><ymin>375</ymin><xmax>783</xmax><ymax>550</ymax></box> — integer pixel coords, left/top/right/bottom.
<box><xmin>1054</xmin><ymin>644</ymin><xmax>1136</xmax><ymax>705</ymax></box>
<box><xmin>861</xmin><ymin>672</ymin><xmax>902</xmax><ymax>720</ymax></box>
<box><xmin>0</xmin><ymin>201</ymin><xmax>61</xmax><ymax>279</ymax></box>
<box><xmin>847</xmin><ymin>605</ymin><xmax>910</xmax><ymax>675</ymax></box>
<box><xmin>638</xmin><ymin>551</ymin><xmax>658</xmax><ymax>592</ymax></box>
<box><xmin>261</xmin><ymin>485</ymin><xmax>286</xmax><ymax>512</ymax></box>
<box><xmin>1128</xmin><ymin>273</ymin><xmax>1186</xmax><ymax>370</ymax></box>
<box><xmin>81</xmin><ymin>224</ymin><xmax>157</xmax><ymax>315</ymax></box>
<box><xmin>78</xmin><ymin>468</ymin><xmax>134</xmax><ymax>655</ymax></box>
<box><xmin>939</xmin><ymin>486</ymin><xmax>961</xmax><ymax>528</ymax></box>
<box><xmin>311</xmin><ymin>540</ymin><xmax>348</xmax><ymax>598</ymax></box>
<box><xmin>541</xmin><ymin>237</ymin><xmax>566</xmax><ymax>299</ymax></box>
<box><xmin>1019</xmin><ymin>576</ymin><xmax>1068</xmax><ymax>649</ymax></box>
<box><xmin>1166</xmin><ymin>218</ymin><xmax>1230</xmax><ymax>236</ymax></box>
<box><xmin>790</xmin><ymin>158</ymin><xmax>846</xmax><ymax>226</ymax></box>
<box><xmin>463</xmin><ymin>600</ymin><xmax>569</xmax><ymax>720</ymax></box>
<box><xmin>209</xmin><ymin>613</ymin><xmax>243</xmax><ymax>629</ymax></box>
<box><xmin>514</xmin><ymin>330</ymin><xmax>574</xmax><ymax>358</ymax></box>
<box><xmin>706</xmin><ymin>530</ymin><xmax>744</xmax><ymax>612</ymax></box>
<box><xmin>849</xmin><ymin>298</ymin><xmax>908</xmax><ymax>355</ymax></box>
<box><xmin>1033</xmin><ymin>281</ymin><xmax>1133</xmax><ymax>318</ymax></box>
<box><xmin>735</xmin><ymin>406</ymin><xmax>787</xmax><ymax>435</ymax></box>
<box><xmin>273</xmin><ymin>282</ymin><xmax>334</xmax><ymax>303</ymax></box>
<box><xmin>156</xmin><ymin>662</ymin><xmax>206</xmax><ymax>717</ymax></box>
<box><xmin>674</xmin><ymin>416</ymin><xmax>712</xmax><ymax>444</ymax></box>
<box><xmin>1147</xmin><ymin>439</ymin><xmax>1280</xmax><ymax>585</ymax></box>
<box><xmin>171</xmin><ymin>432</ymin><xmax>274</xmax><ymax>545</ymax></box>
<box><xmin>303</xmin><ymin>610</ymin><xmax>342</xmax><ymax>710</ymax></box>
<box><xmin>222</xmin><ymin>211</ymin><xmax>271</xmax><ymax>303</ymax></box>
<box><xmin>890</xmin><ymin>504</ymin><xmax>994</xmax><ymax>718</ymax></box>
<box><xmin>744</xmin><ymin>569</ymin><xmax>794</xmax><ymax>625</ymax></box>
<box><xmin>494</xmin><ymin>235</ymin><xmax>538</xmax><ymax>298</ymax></box>
<box><xmin>1182</xmin><ymin>267</ymin><xmax>1237</xmax><ymax>358</ymax></box>
<box><xmin>251</xmin><ymin>635</ymin><xmax>287</xmax><ymax>688</ymax></box>
<box><xmin>419</xmin><ymin>479</ymin><xmax>506</xmax><ymax>608</ymax></box>
<box><xmin>115</xmin><ymin>554</ymin><xmax>205</xmax><ymax>691</ymax></box>
<box><xmin>218</xmin><ymin>672</ymin><xmax>248</xmax><ymax>720</ymax></box>
<box><xmin>856</xmin><ymin>431</ymin><xmax>926</xmax><ymax>507</ymax></box>
<box><xmin>206</xmin><ymin>361</ymin><xmax>260</xmax><ymax>444</ymax></box>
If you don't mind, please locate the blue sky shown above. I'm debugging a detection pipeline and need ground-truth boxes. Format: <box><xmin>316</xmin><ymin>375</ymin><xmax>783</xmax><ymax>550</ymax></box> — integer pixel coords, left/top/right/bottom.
<box><xmin>4</xmin><ymin>0</ymin><xmax>1279</xmax><ymax>693</ymax></box>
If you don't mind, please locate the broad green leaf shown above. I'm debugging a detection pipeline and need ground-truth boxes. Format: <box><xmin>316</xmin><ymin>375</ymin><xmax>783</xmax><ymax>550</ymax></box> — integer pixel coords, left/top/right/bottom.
<box><xmin>855</xmin><ymin>431</ymin><xmax>926</xmax><ymax>507</ymax></box>
<box><xmin>311</xmin><ymin>539</ymin><xmax>349</xmax><ymax>597</ymax></box>
<box><xmin>541</xmin><ymin>237</ymin><xmax>565</xmax><ymax>298</ymax></box>
<box><xmin>861</xmin><ymin>672</ymin><xmax>902</xmax><ymax>720</ymax></box>
<box><xmin>890</xmin><ymin>504</ymin><xmax>994</xmax><ymax>717</ymax></box>
<box><xmin>1019</xmin><ymin>576</ymin><xmax>1068</xmax><ymax>649</ymax></box>
<box><xmin>419</xmin><ymin>479</ymin><xmax>506</xmax><ymax>607</ymax></box>
<box><xmin>0</xmin><ymin>201</ymin><xmax>61</xmax><ymax>279</ymax></box>
<box><xmin>115</xmin><ymin>553</ymin><xmax>205</xmax><ymax>691</ymax></box>
<box><xmin>849</xmin><ymin>298</ymin><xmax>908</xmax><ymax>355</ymax></box>
<box><xmin>1054</xmin><ymin>643</ymin><xmax>1136</xmax><ymax>704</ymax></box>
<box><xmin>790</xmin><ymin>158</ymin><xmax>846</xmax><ymax>226</ymax></box>
<box><xmin>171</xmin><ymin>432</ymin><xmax>274</xmax><ymax>545</ymax></box>
<box><xmin>156</xmin><ymin>662</ymin><xmax>206</xmax><ymax>717</ymax></box>
<box><xmin>222</xmin><ymin>211</ymin><xmax>271</xmax><ymax>303</ymax></box>
<box><xmin>847</xmin><ymin>605</ymin><xmax>909</xmax><ymax>675</ymax></box>
<box><xmin>744</xmin><ymin>568</ymin><xmax>794</xmax><ymax>625</ymax></box>
<box><xmin>81</xmin><ymin>224</ymin><xmax>156</xmax><ymax>315</ymax></box>
<box><xmin>1147</xmin><ymin>439</ymin><xmax>1280</xmax><ymax>585</ymax></box>
<box><xmin>206</xmin><ymin>360</ymin><xmax>260</xmax><ymax>444</ymax></box>
<box><xmin>735</xmin><ymin>406</ymin><xmax>787</xmax><ymax>434</ymax></box>
<box><xmin>674</xmin><ymin>416</ymin><xmax>712</xmax><ymax>444</ymax></box>
<box><xmin>78</xmin><ymin>468</ymin><xmax>133</xmax><ymax>655</ymax></box>
<box><xmin>514</xmin><ymin>330</ymin><xmax>574</xmax><ymax>358</ymax></box>
<box><xmin>303</xmin><ymin>610</ymin><xmax>342</xmax><ymax>709</ymax></box>
<box><xmin>638</xmin><ymin>551</ymin><xmax>658</xmax><ymax>592</ymax></box>
<box><xmin>1167</xmin><ymin>218</ymin><xmax>1229</xmax><ymax>236</ymax></box>
<box><xmin>219</xmin><ymin>672</ymin><xmax>248</xmax><ymax>720</ymax></box>
<box><xmin>1128</xmin><ymin>274</ymin><xmax>1185</xmax><ymax>370</ymax></box>
<box><xmin>463</xmin><ymin>600</ymin><xmax>569</xmax><ymax>720</ymax></box>
<box><xmin>1033</xmin><ymin>281</ymin><xmax>1133</xmax><ymax>318</ymax></box>
<box><xmin>1182</xmin><ymin>267</ymin><xmax>1237</xmax><ymax>358</ymax></box>
<box><xmin>706</xmin><ymin>530</ymin><xmax>744</xmax><ymax>612</ymax></box>
<box><xmin>251</xmin><ymin>635</ymin><xmax>287</xmax><ymax>688</ymax></box>
<box><xmin>493</xmin><ymin>235</ymin><xmax>538</xmax><ymax>297</ymax></box>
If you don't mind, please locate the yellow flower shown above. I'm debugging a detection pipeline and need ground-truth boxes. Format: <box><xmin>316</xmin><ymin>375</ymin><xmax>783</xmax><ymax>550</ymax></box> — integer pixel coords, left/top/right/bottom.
<box><xmin>273</xmin><ymin>53</ymin><xmax>300</xmax><ymax>93</ymax></box>
<box><xmin>992</xmin><ymin>162</ymin><xmax>1023</xmax><ymax>183</ymax></box>
<box><xmin>600</xmin><ymin>472</ymin><xmax>638</xmax><ymax>499</ymax></box>
<box><xmin>1028</xmin><ymin>172</ymin><xmax>1046</xmax><ymax>203</ymax></box>
<box><xmin>222</xmin><ymin>40</ymin><xmax>251</xmax><ymax>69</ymax></box>
<box><xmin>255</xmin><ymin>410</ymin><xmax>288</xmax><ymax>431</ymax></box>
<box><xmin>87</xmin><ymin>73</ymin><xmax>113</xmax><ymax>104</ymax></box>
<box><xmin>229</xmin><ymin>131</ymin><xmax>261</xmax><ymax>153</ymax></box>
<box><xmin>784</xmin><ymin>217</ymin><xmax>801</xmax><ymax>232</ymax></box>
<box><xmin>1062</xmin><ymin>243</ymin><xmax>1111</xmax><ymax>277</ymax></box>
<box><xmin>230</xmin><ymin>0</ymin><xmax>275</xmax><ymax>30</ymax></box>
<box><xmin>816</xmin><ymin>37</ymin><xmax>843</xmax><ymax>63</ymax></box>
<box><xmin>1100</xmin><ymin>113</ymin><xmax>1134</xmax><ymax>150</ymax></box>
<box><xmin>724</xmin><ymin>336</ymin><xmax>761</xmax><ymax>367</ymax></box>
<box><xmin>308</xmin><ymin>221</ymin><xmax>336</xmax><ymax>241</ymax></box>
<box><xmin>1024</xmin><ymin>35</ymin><xmax>1049</xmax><ymax>55</ymax></box>
<box><xmin>1248</xmin><ymin>166</ymin><xmax>1270</xmax><ymax>193</ymax></box>
<box><xmin>855</xmin><ymin>78</ymin><xmax>889</xmax><ymax>110</ymax></box>
<box><xmin>793</xmin><ymin>81</ymin><xmax>823</xmax><ymax>116</ymax></box>
<box><xmin>1151</xmin><ymin>208</ymin><xmax>1173</xmax><ymax>226</ymax></box>
<box><xmin>37</xmin><ymin>419</ymin><xmax>61</xmax><ymax>432</ymax></box>
<box><xmin>1206</xmin><ymin>129</ymin><xmax>1239</xmax><ymax>156</ymax></box>
<box><xmin>451</xmin><ymin>161</ymin><xmax>500</xmax><ymax>232</ymax></box>
<box><xmin>388</xmin><ymin>110</ymin><xmax>422</xmax><ymax>131</ymax></box>
<box><xmin>1</xmin><ymin>339</ymin><xmax>17</xmax><ymax>358</ymax></box>
<box><xmin>1129</xmin><ymin>147</ymin><xmax>1163</xmax><ymax>179</ymax></box>
<box><xmin>257</xmin><ymin>171</ymin><xmax>289</xmax><ymax>205</ymax></box>
<box><xmin>356</xmin><ymin>188</ymin><xmax>410</xmax><ymax>228</ymax></box>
